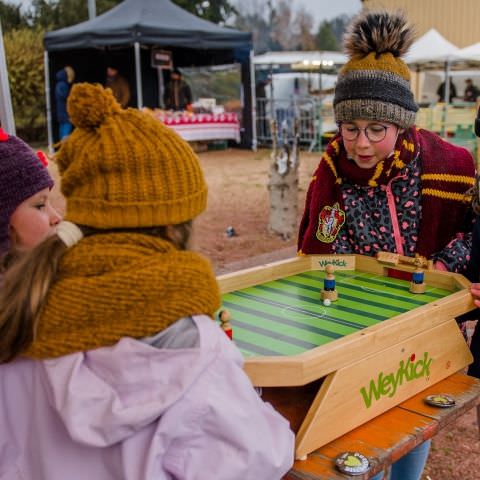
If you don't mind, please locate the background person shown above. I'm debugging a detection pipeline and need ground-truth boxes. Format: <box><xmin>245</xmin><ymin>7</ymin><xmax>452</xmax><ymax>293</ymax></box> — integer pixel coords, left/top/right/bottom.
<box><xmin>106</xmin><ymin>65</ymin><xmax>130</xmax><ymax>108</ymax></box>
<box><xmin>464</xmin><ymin>78</ymin><xmax>479</xmax><ymax>102</ymax></box>
<box><xmin>0</xmin><ymin>83</ymin><xmax>294</xmax><ymax>479</ymax></box>
<box><xmin>436</xmin><ymin>79</ymin><xmax>457</xmax><ymax>102</ymax></box>
<box><xmin>54</xmin><ymin>65</ymin><xmax>75</xmax><ymax>139</ymax></box>
<box><xmin>164</xmin><ymin>68</ymin><xmax>192</xmax><ymax>111</ymax></box>
<box><xmin>298</xmin><ymin>10</ymin><xmax>476</xmax><ymax>479</ymax></box>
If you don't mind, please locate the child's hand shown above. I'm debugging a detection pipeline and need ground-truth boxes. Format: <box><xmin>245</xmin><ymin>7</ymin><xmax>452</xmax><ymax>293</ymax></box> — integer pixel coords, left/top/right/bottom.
<box><xmin>434</xmin><ymin>260</ymin><xmax>448</xmax><ymax>271</ymax></box>
<box><xmin>471</xmin><ymin>283</ymin><xmax>480</xmax><ymax>307</ymax></box>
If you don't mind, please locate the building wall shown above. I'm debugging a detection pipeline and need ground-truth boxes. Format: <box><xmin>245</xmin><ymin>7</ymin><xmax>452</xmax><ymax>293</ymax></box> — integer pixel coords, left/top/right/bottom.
<box><xmin>363</xmin><ymin>0</ymin><xmax>480</xmax><ymax>47</ymax></box>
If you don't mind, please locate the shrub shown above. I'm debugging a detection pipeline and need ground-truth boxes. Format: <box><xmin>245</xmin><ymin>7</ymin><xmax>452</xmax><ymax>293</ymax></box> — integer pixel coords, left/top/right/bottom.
<box><xmin>4</xmin><ymin>28</ymin><xmax>46</xmax><ymax>141</ymax></box>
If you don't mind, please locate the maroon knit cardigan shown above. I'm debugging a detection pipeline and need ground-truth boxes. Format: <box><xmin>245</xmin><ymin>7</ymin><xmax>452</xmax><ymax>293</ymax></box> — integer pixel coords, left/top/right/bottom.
<box><xmin>298</xmin><ymin>127</ymin><xmax>475</xmax><ymax>258</ymax></box>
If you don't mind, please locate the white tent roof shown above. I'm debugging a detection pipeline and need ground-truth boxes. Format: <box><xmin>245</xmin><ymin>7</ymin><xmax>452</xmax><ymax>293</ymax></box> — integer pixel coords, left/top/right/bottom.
<box><xmin>254</xmin><ymin>50</ymin><xmax>347</xmax><ymax>69</ymax></box>
<box><xmin>405</xmin><ymin>28</ymin><xmax>463</xmax><ymax>64</ymax></box>
<box><xmin>458</xmin><ymin>42</ymin><xmax>480</xmax><ymax>61</ymax></box>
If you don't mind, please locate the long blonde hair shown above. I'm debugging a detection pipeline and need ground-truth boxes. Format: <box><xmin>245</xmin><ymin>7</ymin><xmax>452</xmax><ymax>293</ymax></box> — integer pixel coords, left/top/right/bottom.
<box><xmin>0</xmin><ymin>222</ymin><xmax>192</xmax><ymax>363</ymax></box>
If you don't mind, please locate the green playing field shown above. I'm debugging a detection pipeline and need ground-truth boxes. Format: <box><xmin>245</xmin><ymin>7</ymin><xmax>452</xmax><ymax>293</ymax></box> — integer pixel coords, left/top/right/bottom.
<box><xmin>220</xmin><ymin>270</ymin><xmax>451</xmax><ymax>358</ymax></box>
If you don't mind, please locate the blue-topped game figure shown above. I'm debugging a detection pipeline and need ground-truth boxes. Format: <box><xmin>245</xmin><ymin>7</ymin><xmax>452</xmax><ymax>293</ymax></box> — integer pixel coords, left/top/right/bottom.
<box><xmin>321</xmin><ymin>264</ymin><xmax>338</xmax><ymax>302</ymax></box>
<box><xmin>410</xmin><ymin>259</ymin><xmax>426</xmax><ymax>294</ymax></box>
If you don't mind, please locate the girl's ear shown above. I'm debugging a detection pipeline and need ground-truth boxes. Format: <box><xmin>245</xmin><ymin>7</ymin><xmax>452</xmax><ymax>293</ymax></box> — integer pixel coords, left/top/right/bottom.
<box><xmin>8</xmin><ymin>224</ymin><xmax>19</xmax><ymax>249</ymax></box>
<box><xmin>399</xmin><ymin>128</ymin><xmax>405</xmax><ymax>135</ymax></box>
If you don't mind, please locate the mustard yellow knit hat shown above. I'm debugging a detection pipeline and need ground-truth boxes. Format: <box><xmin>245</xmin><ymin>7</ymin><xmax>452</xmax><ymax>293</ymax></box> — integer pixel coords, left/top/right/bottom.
<box><xmin>56</xmin><ymin>83</ymin><xmax>207</xmax><ymax>228</ymax></box>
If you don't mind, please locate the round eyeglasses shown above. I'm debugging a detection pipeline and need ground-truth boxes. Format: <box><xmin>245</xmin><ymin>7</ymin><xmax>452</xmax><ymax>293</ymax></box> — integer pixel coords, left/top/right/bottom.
<box><xmin>340</xmin><ymin>124</ymin><xmax>393</xmax><ymax>143</ymax></box>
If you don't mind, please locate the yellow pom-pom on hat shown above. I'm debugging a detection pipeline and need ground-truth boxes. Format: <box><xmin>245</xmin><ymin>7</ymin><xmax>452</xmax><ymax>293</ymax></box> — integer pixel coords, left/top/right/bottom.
<box><xmin>57</xmin><ymin>82</ymin><xmax>208</xmax><ymax>229</ymax></box>
<box><xmin>67</xmin><ymin>82</ymin><xmax>121</xmax><ymax>129</ymax></box>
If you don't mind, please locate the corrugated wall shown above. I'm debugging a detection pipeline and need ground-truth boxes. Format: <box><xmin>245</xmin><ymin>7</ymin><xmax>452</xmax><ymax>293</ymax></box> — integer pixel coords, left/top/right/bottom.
<box><xmin>363</xmin><ymin>0</ymin><xmax>480</xmax><ymax>47</ymax></box>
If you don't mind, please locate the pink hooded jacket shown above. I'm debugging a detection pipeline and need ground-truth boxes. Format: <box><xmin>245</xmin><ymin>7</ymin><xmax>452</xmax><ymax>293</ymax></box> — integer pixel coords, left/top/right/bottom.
<box><xmin>0</xmin><ymin>315</ymin><xmax>294</xmax><ymax>479</ymax></box>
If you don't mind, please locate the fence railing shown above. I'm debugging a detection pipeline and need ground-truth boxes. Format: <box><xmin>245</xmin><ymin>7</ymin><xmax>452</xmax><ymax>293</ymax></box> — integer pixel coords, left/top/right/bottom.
<box><xmin>256</xmin><ymin>97</ymin><xmax>480</xmax><ymax>164</ymax></box>
<box><xmin>256</xmin><ymin>97</ymin><xmax>335</xmax><ymax>151</ymax></box>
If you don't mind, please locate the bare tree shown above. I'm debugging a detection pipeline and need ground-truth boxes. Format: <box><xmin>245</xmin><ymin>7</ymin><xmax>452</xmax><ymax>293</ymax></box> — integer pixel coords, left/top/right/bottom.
<box><xmin>270</xmin><ymin>0</ymin><xmax>294</xmax><ymax>50</ymax></box>
<box><xmin>292</xmin><ymin>6</ymin><xmax>316</xmax><ymax>50</ymax></box>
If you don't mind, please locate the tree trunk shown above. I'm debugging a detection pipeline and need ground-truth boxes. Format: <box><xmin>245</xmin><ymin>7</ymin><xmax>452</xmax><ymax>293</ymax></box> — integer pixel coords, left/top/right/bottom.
<box><xmin>268</xmin><ymin>118</ymin><xmax>300</xmax><ymax>240</ymax></box>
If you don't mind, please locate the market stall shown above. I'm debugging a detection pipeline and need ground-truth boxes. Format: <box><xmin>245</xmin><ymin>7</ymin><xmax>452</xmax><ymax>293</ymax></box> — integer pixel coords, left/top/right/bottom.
<box><xmin>43</xmin><ymin>0</ymin><xmax>253</xmax><ymax>149</ymax></box>
<box><xmin>147</xmin><ymin>110</ymin><xmax>240</xmax><ymax>143</ymax></box>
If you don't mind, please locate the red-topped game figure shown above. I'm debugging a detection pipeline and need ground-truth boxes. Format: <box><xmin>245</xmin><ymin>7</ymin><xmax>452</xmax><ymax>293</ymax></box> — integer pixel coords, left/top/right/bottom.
<box><xmin>218</xmin><ymin>309</ymin><xmax>233</xmax><ymax>340</ymax></box>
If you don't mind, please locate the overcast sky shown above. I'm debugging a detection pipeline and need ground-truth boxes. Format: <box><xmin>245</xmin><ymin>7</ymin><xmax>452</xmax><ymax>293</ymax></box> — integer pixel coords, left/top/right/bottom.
<box><xmin>234</xmin><ymin>0</ymin><xmax>362</xmax><ymax>27</ymax></box>
<box><xmin>7</xmin><ymin>0</ymin><xmax>363</xmax><ymax>28</ymax></box>
<box><xmin>281</xmin><ymin>0</ymin><xmax>361</xmax><ymax>25</ymax></box>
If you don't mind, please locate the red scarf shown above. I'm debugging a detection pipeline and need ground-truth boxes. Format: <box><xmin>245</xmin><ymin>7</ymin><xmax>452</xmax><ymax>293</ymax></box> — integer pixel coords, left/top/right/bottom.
<box><xmin>298</xmin><ymin>127</ymin><xmax>475</xmax><ymax>258</ymax></box>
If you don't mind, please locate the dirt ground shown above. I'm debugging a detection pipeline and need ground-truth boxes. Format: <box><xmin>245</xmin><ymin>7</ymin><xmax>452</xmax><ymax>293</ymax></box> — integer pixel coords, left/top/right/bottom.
<box><xmin>49</xmin><ymin>147</ymin><xmax>479</xmax><ymax>479</ymax></box>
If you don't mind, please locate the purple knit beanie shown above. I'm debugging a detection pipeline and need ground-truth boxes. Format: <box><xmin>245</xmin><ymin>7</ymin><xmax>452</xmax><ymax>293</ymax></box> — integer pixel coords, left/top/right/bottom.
<box><xmin>0</xmin><ymin>128</ymin><xmax>54</xmax><ymax>255</ymax></box>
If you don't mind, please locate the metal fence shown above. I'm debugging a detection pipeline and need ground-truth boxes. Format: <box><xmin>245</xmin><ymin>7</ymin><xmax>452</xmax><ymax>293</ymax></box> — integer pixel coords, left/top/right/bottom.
<box><xmin>256</xmin><ymin>96</ymin><xmax>334</xmax><ymax>151</ymax></box>
<box><xmin>256</xmin><ymin>98</ymin><xmax>479</xmax><ymax>162</ymax></box>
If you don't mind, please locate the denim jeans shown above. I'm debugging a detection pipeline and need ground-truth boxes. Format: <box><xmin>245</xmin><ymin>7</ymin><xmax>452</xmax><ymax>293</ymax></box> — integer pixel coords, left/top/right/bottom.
<box><xmin>370</xmin><ymin>440</ymin><xmax>431</xmax><ymax>480</ymax></box>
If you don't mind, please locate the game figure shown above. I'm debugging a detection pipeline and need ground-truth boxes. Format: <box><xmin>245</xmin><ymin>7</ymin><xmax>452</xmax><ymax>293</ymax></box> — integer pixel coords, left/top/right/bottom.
<box><xmin>321</xmin><ymin>265</ymin><xmax>338</xmax><ymax>302</ymax></box>
<box><xmin>218</xmin><ymin>309</ymin><xmax>233</xmax><ymax>340</ymax></box>
<box><xmin>410</xmin><ymin>260</ymin><xmax>426</xmax><ymax>294</ymax></box>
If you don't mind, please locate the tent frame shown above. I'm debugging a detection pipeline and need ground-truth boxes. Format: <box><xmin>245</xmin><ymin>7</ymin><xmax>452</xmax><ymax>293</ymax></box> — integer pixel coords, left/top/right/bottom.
<box><xmin>44</xmin><ymin>0</ymin><xmax>253</xmax><ymax>150</ymax></box>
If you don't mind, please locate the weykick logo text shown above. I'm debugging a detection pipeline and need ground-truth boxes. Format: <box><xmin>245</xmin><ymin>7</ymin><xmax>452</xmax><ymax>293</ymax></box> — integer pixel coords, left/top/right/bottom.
<box><xmin>360</xmin><ymin>352</ymin><xmax>433</xmax><ymax>408</ymax></box>
<box><xmin>318</xmin><ymin>259</ymin><xmax>347</xmax><ymax>268</ymax></box>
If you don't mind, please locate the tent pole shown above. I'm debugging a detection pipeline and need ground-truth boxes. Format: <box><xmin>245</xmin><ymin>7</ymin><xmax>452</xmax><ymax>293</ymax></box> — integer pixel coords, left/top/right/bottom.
<box><xmin>44</xmin><ymin>50</ymin><xmax>54</xmax><ymax>154</ymax></box>
<box><xmin>250</xmin><ymin>49</ymin><xmax>257</xmax><ymax>151</ymax></box>
<box><xmin>441</xmin><ymin>59</ymin><xmax>451</xmax><ymax>138</ymax></box>
<box><xmin>0</xmin><ymin>20</ymin><xmax>15</xmax><ymax>135</ymax></box>
<box><xmin>134</xmin><ymin>42</ymin><xmax>143</xmax><ymax>108</ymax></box>
<box><xmin>87</xmin><ymin>0</ymin><xmax>96</xmax><ymax>19</ymax></box>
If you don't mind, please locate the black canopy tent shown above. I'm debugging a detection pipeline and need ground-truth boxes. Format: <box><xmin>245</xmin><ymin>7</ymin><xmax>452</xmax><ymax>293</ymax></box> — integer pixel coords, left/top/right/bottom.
<box><xmin>44</xmin><ymin>0</ymin><xmax>254</xmax><ymax>148</ymax></box>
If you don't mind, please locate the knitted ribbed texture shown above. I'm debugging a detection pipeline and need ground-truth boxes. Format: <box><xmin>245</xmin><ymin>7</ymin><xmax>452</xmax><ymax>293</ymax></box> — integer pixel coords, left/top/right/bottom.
<box><xmin>334</xmin><ymin>11</ymin><xmax>418</xmax><ymax>127</ymax></box>
<box><xmin>26</xmin><ymin>233</ymin><xmax>221</xmax><ymax>358</ymax></box>
<box><xmin>0</xmin><ymin>132</ymin><xmax>53</xmax><ymax>254</ymax></box>
<box><xmin>56</xmin><ymin>83</ymin><xmax>207</xmax><ymax>228</ymax></box>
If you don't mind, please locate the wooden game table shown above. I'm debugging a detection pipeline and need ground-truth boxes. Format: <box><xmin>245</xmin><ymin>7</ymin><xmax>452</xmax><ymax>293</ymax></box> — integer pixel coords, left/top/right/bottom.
<box><xmin>217</xmin><ymin>254</ymin><xmax>476</xmax><ymax>460</ymax></box>
<box><xmin>284</xmin><ymin>372</ymin><xmax>480</xmax><ymax>479</ymax></box>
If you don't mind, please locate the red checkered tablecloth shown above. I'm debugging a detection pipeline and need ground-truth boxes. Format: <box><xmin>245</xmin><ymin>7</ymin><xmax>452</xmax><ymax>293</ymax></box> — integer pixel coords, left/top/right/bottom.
<box><xmin>153</xmin><ymin>112</ymin><xmax>240</xmax><ymax>142</ymax></box>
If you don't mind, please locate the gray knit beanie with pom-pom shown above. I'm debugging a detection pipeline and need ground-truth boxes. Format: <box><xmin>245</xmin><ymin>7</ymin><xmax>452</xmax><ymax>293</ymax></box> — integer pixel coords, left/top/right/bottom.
<box><xmin>334</xmin><ymin>10</ymin><xmax>419</xmax><ymax>128</ymax></box>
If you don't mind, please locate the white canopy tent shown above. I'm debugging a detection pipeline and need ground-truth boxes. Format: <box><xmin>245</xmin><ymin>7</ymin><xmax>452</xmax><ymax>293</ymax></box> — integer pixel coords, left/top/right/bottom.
<box><xmin>253</xmin><ymin>50</ymin><xmax>346</xmax><ymax>99</ymax></box>
<box><xmin>253</xmin><ymin>51</ymin><xmax>347</xmax><ymax>69</ymax></box>
<box><xmin>406</xmin><ymin>29</ymin><xmax>480</xmax><ymax>97</ymax></box>
<box><xmin>405</xmin><ymin>29</ymin><xmax>465</xmax><ymax>107</ymax></box>
<box><xmin>406</xmin><ymin>29</ymin><xmax>462</xmax><ymax>65</ymax></box>
<box><xmin>459</xmin><ymin>42</ymin><xmax>480</xmax><ymax>61</ymax></box>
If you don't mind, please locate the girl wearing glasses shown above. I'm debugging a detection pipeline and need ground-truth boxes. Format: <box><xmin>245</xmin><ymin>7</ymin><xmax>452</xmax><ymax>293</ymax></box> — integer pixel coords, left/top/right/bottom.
<box><xmin>299</xmin><ymin>10</ymin><xmax>475</xmax><ymax>480</ymax></box>
<box><xmin>298</xmin><ymin>10</ymin><xmax>475</xmax><ymax>277</ymax></box>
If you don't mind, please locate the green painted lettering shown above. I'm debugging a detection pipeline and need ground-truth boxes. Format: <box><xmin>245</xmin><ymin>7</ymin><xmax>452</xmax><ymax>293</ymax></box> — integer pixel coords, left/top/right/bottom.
<box><xmin>360</xmin><ymin>352</ymin><xmax>433</xmax><ymax>408</ymax></box>
<box><xmin>381</xmin><ymin>373</ymin><xmax>393</xmax><ymax>396</ymax></box>
<box><xmin>359</xmin><ymin>374</ymin><xmax>383</xmax><ymax>408</ymax></box>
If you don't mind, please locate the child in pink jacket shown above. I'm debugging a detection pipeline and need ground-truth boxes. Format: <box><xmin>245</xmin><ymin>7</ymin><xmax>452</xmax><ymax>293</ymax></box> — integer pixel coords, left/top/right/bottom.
<box><xmin>0</xmin><ymin>83</ymin><xmax>294</xmax><ymax>479</ymax></box>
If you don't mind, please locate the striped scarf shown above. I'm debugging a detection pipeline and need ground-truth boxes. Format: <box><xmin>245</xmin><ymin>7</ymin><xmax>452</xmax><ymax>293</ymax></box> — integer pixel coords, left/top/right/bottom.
<box><xmin>298</xmin><ymin>127</ymin><xmax>475</xmax><ymax>257</ymax></box>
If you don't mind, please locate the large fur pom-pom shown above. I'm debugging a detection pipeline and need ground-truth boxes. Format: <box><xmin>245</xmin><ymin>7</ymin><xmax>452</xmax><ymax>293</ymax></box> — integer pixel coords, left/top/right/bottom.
<box><xmin>343</xmin><ymin>10</ymin><xmax>414</xmax><ymax>58</ymax></box>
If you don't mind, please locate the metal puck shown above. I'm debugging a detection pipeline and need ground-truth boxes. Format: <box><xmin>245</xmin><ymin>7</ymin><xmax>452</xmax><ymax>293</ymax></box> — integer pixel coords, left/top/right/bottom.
<box><xmin>335</xmin><ymin>451</ymin><xmax>371</xmax><ymax>475</ymax></box>
<box><xmin>424</xmin><ymin>394</ymin><xmax>456</xmax><ymax>408</ymax></box>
